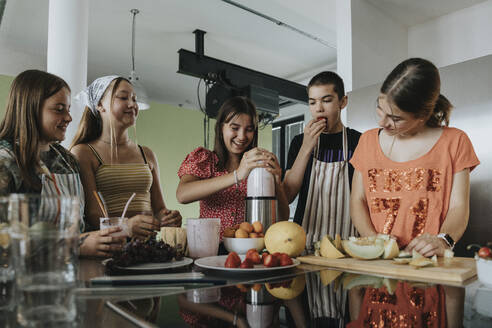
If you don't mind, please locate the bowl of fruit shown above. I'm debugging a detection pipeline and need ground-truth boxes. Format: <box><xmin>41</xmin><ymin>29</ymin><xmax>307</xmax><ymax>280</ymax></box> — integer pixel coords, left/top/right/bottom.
<box><xmin>223</xmin><ymin>221</ymin><xmax>265</xmax><ymax>254</ymax></box>
<box><xmin>468</xmin><ymin>243</ymin><xmax>492</xmax><ymax>287</ymax></box>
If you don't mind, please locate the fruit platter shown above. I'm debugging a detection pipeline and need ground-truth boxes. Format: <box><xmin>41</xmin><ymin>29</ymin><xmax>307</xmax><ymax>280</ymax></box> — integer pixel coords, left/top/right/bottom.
<box><xmin>194</xmin><ymin>251</ymin><xmax>300</xmax><ymax>273</ymax></box>
<box><xmin>104</xmin><ymin>227</ymin><xmax>190</xmax><ymax>274</ymax></box>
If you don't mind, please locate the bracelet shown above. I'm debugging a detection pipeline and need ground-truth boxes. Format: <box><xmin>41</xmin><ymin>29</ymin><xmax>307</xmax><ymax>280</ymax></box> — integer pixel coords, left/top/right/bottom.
<box><xmin>233</xmin><ymin>312</ymin><xmax>238</xmax><ymax>326</ymax></box>
<box><xmin>233</xmin><ymin>170</ymin><xmax>239</xmax><ymax>187</ymax></box>
<box><xmin>437</xmin><ymin>233</ymin><xmax>455</xmax><ymax>249</ymax></box>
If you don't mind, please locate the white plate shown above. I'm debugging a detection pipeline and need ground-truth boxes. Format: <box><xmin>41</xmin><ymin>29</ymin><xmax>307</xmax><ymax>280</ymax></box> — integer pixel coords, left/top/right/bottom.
<box><xmin>103</xmin><ymin>257</ymin><xmax>193</xmax><ymax>272</ymax></box>
<box><xmin>194</xmin><ymin>255</ymin><xmax>300</xmax><ymax>272</ymax></box>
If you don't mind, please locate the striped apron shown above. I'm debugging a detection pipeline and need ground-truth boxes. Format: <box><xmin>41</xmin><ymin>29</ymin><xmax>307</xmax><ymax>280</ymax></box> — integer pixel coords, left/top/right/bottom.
<box><xmin>39</xmin><ymin>145</ymin><xmax>85</xmax><ymax>230</ymax></box>
<box><xmin>301</xmin><ymin>127</ymin><xmax>354</xmax><ymax>322</ymax></box>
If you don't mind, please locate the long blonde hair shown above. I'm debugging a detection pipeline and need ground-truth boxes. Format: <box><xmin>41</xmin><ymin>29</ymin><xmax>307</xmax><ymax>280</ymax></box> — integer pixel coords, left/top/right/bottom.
<box><xmin>70</xmin><ymin>77</ymin><xmax>136</xmax><ymax>161</ymax></box>
<box><xmin>0</xmin><ymin>70</ymin><xmax>70</xmax><ymax>190</ymax></box>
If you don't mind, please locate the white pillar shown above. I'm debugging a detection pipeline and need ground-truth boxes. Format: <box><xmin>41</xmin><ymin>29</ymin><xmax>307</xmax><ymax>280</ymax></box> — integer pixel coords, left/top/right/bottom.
<box><xmin>336</xmin><ymin>0</ymin><xmax>408</xmax><ymax>126</ymax></box>
<box><xmin>47</xmin><ymin>0</ymin><xmax>89</xmax><ymax>148</ymax></box>
<box><xmin>336</xmin><ymin>0</ymin><xmax>352</xmax><ymax>125</ymax></box>
<box><xmin>336</xmin><ymin>0</ymin><xmax>353</xmax><ymax>94</ymax></box>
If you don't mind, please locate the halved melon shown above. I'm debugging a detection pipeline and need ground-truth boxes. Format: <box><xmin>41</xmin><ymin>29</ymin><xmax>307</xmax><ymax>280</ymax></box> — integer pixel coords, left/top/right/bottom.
<box><xmin>382</xmin><ymin>238</ymin><xmax>400</xmax><ymax>259</ymax></box>
<box><xmin>377</xmin><ymin>233</ymin><xmax>391</xmax><ymax>241</ymax></box>
<box><xmin>334</xmin><ymin>234</ymin><xmax>342</xmax><ymax>252</ymax></box>
<box><xmin>320</xmin><ymin>235</ymin><xmax>344</xmax><ymax>259</ymax></box>
<box><xmin>342</xmin><ymin>237</ymin><xmax>385</xmax><ymax>260</ymax></box>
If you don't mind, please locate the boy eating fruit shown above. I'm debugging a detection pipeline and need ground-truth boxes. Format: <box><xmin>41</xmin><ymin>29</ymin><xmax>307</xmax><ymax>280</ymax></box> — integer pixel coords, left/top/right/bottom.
<box><xmin>282</xmin><ymin>71</ymin><xmax>361</xmax><ymax>249</ymax></box>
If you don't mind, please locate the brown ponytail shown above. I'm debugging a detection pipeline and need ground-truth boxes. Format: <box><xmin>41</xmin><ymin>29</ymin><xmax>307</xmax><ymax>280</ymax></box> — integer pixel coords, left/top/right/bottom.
<box><xmin>381</xmin><ymin>58</ymin><xmax>453</xmax><ymax>127</ymax></box>
<box><xmin>426</xmin><ymin>94</ymin><xmax>452</xmax><ymax>128</ymax></box>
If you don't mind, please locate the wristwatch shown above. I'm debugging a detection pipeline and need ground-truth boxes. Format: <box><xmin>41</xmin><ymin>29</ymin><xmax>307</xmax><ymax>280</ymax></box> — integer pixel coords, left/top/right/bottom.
<box><xmin>437</xmin><ymin>233</ymin><xmax>455</xmax><ymax>249</ymax></box>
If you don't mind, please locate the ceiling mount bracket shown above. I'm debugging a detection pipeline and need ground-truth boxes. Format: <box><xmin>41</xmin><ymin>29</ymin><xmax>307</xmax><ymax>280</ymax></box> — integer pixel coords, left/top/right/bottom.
<box><xmin>193</xmin><ymin>29</ymin><xmax>206</xmax><ymax>57</ymax></box>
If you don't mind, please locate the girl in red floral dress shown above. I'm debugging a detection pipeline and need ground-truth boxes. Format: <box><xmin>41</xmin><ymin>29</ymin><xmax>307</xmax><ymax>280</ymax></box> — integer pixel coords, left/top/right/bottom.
<box><xmin>177</xmin><ymin>96</ymin><xmax>289</xmax><ymax>242</ymax></box>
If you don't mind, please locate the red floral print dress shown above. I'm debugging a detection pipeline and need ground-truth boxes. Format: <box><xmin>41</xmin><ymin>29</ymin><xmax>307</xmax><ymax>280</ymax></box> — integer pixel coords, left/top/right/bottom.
<box><xmin>178</xmin><ymin>147</ymin><xmax>247</xmax><ymax>239</ymax></box>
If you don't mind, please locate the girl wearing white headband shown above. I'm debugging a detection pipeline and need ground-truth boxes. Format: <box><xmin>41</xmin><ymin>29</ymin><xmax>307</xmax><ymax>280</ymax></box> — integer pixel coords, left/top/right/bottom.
<box><xmin>71</xmin><ymin>76</ymin><xmax>182</xmax><ymax>239</ymax></box>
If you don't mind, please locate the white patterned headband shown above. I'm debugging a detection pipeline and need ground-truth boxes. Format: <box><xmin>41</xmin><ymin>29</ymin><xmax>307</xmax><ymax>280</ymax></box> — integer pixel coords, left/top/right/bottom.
<box><xmin>76</xmin><ymin>75</ymin><xmax>120</xmax><ymax>115</ymax></box>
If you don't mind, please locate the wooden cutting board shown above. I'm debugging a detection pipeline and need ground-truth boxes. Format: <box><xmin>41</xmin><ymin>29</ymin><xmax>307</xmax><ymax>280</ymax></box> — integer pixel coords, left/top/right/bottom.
<box><xmin>297</xmin><ymin>255</ymin><xmax>476</xmax><ymax>284</ymax></box>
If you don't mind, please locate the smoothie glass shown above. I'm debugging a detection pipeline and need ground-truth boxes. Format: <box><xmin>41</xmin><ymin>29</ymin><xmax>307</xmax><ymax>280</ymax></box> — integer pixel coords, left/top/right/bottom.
<box><xmin>186</xmin><ymin>218</ymin><xmax>220</xmax><ymax>259</ymax></box>
<box><xmin>99</xmin><ymin>217</ymin><xmax>129</xmax><ymax>237</ymax></box>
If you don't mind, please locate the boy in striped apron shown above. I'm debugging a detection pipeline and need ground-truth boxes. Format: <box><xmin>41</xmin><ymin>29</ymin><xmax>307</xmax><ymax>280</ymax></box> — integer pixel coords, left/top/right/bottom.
<box><xmin>283</xmin><ymin>71</ymin><xmax>361</xmax><ymax>325</ymax></box>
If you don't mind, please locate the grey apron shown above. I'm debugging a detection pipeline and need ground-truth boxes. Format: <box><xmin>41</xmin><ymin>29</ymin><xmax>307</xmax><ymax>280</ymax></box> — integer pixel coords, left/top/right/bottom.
<box><xmin>302</xmin><ymin>127</ymin><xmax>354</xmax><ymax>322</ymax></box>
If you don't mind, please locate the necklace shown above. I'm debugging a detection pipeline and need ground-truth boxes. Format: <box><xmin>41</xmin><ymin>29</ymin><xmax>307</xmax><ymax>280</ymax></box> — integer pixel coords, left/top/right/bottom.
<box><xmin>388</xmin><ymin>136</ymin><xmax>397</xmax><ymax>158</ymax></box>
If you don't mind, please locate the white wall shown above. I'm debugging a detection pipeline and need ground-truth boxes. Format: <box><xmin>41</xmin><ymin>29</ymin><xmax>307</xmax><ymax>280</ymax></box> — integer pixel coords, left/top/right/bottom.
<box><xmin>438</xmin><ymin>55</ymin><xmax>492</xmax><ymax>255</ymax></box>
<box><xmin>346</xmin><ymin>82</ymin><xmax>380</xmax><ymax>133</ymax></box>
<box><xmin>347</xmin><ymin>55</ymin><xmax>492</xmax><ymax>255</ymax></box>
<box><xmin>408</xmin><ymin>0</ymin><xmax>492</xmax><ymax>68</ymax></box>
<box><xmin>0</xmin><ymin>38</ymin><xmax>45</xmax><ymax>75</ymax></box>
<box><xmin>350</xmin><ymin>0</ymin><xmax>407</xmax><ymax>91</ymax></box>
<box><xmin>337</xmin><ymin>0</ymin><xmax>407</xmax><ymax>93</ymax></box>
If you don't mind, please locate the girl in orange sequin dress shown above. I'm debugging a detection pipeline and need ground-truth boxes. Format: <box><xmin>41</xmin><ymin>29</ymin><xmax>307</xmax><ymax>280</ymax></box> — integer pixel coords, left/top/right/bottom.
<box><xmin>350</xmin><ymin>58</ymin><xmax>479</xmax><ymax>256</ymax></box>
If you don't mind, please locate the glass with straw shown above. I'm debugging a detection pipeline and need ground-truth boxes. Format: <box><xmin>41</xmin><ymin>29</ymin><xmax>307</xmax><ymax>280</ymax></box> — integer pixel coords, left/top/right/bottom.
<box><xmin>97</xmin><ymin>192</ymin><xmax>134</xmax><ymax>237</ymax></box>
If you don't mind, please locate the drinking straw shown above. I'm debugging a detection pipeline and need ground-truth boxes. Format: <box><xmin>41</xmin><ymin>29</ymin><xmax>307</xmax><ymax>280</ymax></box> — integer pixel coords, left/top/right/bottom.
<box><xmin>97</xmin><ymin>192</ymin><xmax>109</xmax><ymax>218</ymax></box>
<box><xmin>93</xmin><ymin>191</ymin><xmax>108</xmax><ymax>218</ymax></box>
<box><xmin>121</xmin><ymin>193</ymin><xmax>136</xmax><ymax>219</ymax></box>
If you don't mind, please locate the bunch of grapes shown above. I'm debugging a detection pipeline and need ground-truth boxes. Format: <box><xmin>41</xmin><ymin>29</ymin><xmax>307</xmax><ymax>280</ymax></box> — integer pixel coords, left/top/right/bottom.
<box><xmin>105</xmin><ymin>237</ymin><xmax>185</xmax><ymax>273</ymax></box>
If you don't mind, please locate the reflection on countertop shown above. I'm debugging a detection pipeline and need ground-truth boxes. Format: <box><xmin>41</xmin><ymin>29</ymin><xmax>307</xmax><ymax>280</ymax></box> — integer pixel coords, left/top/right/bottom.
<box><xmin>1</xmin><ymin>259</ymin><xmax>492</xmax><ymax>327</ymax></box>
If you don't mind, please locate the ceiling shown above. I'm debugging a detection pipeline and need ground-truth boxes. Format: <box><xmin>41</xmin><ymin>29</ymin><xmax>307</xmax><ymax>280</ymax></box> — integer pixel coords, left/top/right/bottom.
<box><xmin>0</xmin><ymin>0</ymin><xmax>336</xmax><ymax>109</ymax></box>
<box><xmin>0</xmin><ymin>0</ymin><xmax>488</xmax><ymax>109</ymax></box>
<box><xmin>366</xmin><ymin>0</ymin><xmax>488</xmax><ymax>27</ymax></box>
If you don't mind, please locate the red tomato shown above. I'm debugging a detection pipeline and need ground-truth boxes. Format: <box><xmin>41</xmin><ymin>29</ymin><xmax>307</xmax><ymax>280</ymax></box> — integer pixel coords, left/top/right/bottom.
<box><xmin>478</xmin><ymin>247</ymin><xmax>491</xmax><ymax>258</ymax></box>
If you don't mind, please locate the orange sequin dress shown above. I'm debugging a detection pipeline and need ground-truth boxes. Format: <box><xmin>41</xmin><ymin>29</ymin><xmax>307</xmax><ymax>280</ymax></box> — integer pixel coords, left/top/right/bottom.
<box><xmin>350</xmin><ymin>127</ymin><xmax>479</xmax><ymax>247</ymax></box>
<box><xmin>347</xmin><ymin>282</ymin><xmax>446</xmax><ymax>328</ymax></box>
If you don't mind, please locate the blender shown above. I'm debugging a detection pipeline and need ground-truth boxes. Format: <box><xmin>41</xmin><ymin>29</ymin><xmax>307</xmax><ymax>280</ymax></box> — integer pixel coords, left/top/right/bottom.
<box><xmin>245</xmin><ymin>167</ymin><xmax>276</xmax><ymax>230</ymax></box>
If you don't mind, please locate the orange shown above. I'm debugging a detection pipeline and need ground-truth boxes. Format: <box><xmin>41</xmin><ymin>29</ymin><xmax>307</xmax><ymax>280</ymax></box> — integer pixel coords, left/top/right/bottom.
<box><xmin>239</xmin><ymin>222</ymin><xmax>253</xmax><ymax>233</ymax></box>
<box><xmin>235</xmin><ymin>228</ymin><xmax>249</xmax><ymax>238</ymax></box>
<box><xmin>223</xmin><ymin>227</ymin><xmax>236</xmax><ymax>238</ymax></box>
<box><xmin>252</xmin><ymin>221</ymin><xmax>263</xmax><ymax>233</ymax></box>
